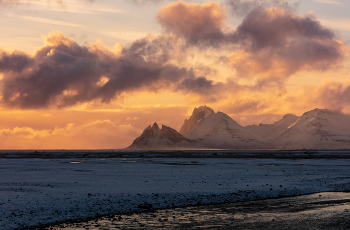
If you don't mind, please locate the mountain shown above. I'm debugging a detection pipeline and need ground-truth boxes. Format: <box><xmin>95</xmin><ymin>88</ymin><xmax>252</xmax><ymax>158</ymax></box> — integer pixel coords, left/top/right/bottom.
<box><xmin>179</xmin><ymin>105</ymin><xmax>215</xmax><ymax>135</ymax></box>
<box><xmin>127</xmin><ymin>122</ymin><xmax>196</xmax><ymax>150</ymax></box>
<box><xmin>127</xmin><ymin>106</ymin><xmax>350</xmax><ymax>150</ymax></box>
<box><xmin>184</xmin><ymin>111</ymin><xmax>273</xmax><ymax>149</ymax></box>
<box><xmin>274</xmin><ymin>108</ymin><xmax>350</xmax><ymax>149</ymax></box>
<box><xmin>246</xmin><ymin>114</ymin><xmax>299</xmax><ymax>141</ymax></box>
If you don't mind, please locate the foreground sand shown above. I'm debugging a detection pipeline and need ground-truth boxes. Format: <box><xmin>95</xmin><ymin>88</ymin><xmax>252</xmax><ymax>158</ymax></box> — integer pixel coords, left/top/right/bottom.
<box><xmin>1</xmin><ymin>150</ymin><xmax>350</xmax><ymax>229</ymax></box>
<box><xmin>46</xmin><ymin>192</ymin><xmax>350</xmax><ymax>229</ymax></box>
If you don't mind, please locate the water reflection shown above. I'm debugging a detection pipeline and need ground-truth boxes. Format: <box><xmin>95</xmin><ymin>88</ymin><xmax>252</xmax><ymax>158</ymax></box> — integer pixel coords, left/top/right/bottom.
<box><xmin>44</xmin><ymin>192</ymin><xmax>350</xmax><ymax>229</ymax></box>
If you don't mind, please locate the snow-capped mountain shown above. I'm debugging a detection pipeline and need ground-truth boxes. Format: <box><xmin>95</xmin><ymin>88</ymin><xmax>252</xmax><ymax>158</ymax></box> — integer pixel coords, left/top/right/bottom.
<box><xmin>275</xmin><ymin>108</ymin><xmax>350</xmax><ymax>149</ymax></box>
<box><xmin>179</xmin><ymin>105</ymin><xmax>215</xmax><ymax>135</ymax></box>
<box><xmin>127</xmin><ymin>122</ymin><xmax>196</xmax><ymax>149</ymax></box>
<box><xmin>246</xmin><ymin>114</ymin><xmax>299</xmax><ymax>141</ymax></box>
<box><xmin>184</xmin><ymin>111</ymin><xmax>273</xmax><ymax>149</ymax></box>
<box><xmin>127</xmin><ymin>106</ymin><xmax>350</xmax><ymax>150</ymax></box>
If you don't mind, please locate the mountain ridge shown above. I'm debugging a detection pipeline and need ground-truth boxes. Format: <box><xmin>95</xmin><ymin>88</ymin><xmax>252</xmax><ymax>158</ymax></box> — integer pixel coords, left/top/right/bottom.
<box><xmin>128</xmin><ymin>122</ymin><xmax>196</xmax><ymax>150</ymax></box>
<box><xmin>128</xmin><ymin>106</ymin><xmax>350</xmax><ymax>150</ymax></box>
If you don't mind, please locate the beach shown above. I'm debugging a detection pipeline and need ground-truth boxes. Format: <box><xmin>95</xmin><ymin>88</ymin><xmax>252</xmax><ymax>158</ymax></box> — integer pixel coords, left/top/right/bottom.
<box><xmin>1</xmin><ymin>150</ymin><xmax>350</xmax><ymax>229</ymax></box>
<box><xmin>45</xmin><ymin>192</ymin><xmax>350</xmax><ymax>229</ymax></box>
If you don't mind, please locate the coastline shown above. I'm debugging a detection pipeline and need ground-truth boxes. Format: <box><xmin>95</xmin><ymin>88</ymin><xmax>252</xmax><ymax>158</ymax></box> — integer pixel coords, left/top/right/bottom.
<box><xmin>2</xmin><ymin>149</ymin><xmax>350</xmax><ymax>159</ymax></box>
<box><xmin>37</xmin><ymin>191</ymin><xmax>350</xmax><ymax>229</ymax></box>
<box><xmin>1</xmin><ymin>151</ymin><xmax>350</xmax><ymax>229</ymax></box>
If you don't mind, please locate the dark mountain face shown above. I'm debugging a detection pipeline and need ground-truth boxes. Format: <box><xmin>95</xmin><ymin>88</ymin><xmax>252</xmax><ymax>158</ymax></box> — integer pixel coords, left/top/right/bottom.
<box><xmin>133</xmin><ymin>122</ymin><xmax>159</xmax><ymax>143</ymax></box>
<box><xmin>128</xmin><ymin>122</ymin><xmax>195</xmax><ymax>149</ymax></box>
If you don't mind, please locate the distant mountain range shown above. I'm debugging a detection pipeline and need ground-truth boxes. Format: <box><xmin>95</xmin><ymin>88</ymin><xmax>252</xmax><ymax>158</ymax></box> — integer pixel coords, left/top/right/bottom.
<box><xmin>127</xmin><ymin>106</ymin><xmax>350</xmax><ymax>150</ymax></box>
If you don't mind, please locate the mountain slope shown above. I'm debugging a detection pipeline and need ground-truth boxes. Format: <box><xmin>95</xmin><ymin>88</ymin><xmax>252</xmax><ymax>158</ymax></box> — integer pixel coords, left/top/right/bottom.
<box><xmin>246</xmin><ymin>114</ymin><xmax>299</xmax><ymax>141</ymax></box>
<box><xmin>275</xmin><ymin>109</ymin><xmax>350</xmax><ymax>149</ymax></box>
<box><xmin>127</xmin><ymin>107</ymin><xmax>350</xmax><ymax>150</ymax></box>
<box><xmin>185</xmin><ymin>112</ymin><xmax>273</xmax><ymax>149</ymax></box>
<box><xmin>179</xmin><ymin>105</ymin><xmax>215</xmax><ymax>135</ymax></box>
<box><xmin>127</xmin><ymin>123</ymin><xmax>196</xmax><ymax>150</ymax></box>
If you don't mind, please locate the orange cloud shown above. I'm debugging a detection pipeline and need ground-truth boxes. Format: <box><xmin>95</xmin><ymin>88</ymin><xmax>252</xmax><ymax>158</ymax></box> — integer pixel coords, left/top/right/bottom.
<box><xmin>157</xmin><ymin>1</ymin><xmax>228</xmax><ymax>46</ymax></box>
<box><xmin>156</xmin><ymin>2</ymin><xmax>348</xmax><ymax>88</ymax></box>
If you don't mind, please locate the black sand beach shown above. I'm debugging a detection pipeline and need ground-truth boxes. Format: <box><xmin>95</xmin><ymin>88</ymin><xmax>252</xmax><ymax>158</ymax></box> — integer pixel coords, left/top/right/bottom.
<box><xmin>41</xmin><ymin>192</ymin><xmax>350</xmax><ymax>229</ymax></box>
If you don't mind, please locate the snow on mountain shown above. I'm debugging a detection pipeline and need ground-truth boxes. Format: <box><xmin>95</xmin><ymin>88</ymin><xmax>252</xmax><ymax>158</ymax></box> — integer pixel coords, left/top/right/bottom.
<box><xmin>179</xmin><ymin>105</ymin><xmax>215</xmax><ymax>135</ymax></box>
<box><xmin>246</xmin><ymin>114</ymin><xmax>299</xmax><ymax>141</ymax></box>
<box><xmin>275</xmin><ymin>108</ymin><xmax>350</xmax><ymax>149</ymax></box>
<box><xmin>128</xmin><ymin>107</ymin><xmax>350</xmax><ymax>150</ymax></box>
<box><xmin>185</xmin><ymin>112</ymin><xmax>273</xmax><ymax>149</ymax></box>
<box><xmin>128</xmin><ymin>122</ymin><xmax>196</xmax><ymax>149</ymax></box>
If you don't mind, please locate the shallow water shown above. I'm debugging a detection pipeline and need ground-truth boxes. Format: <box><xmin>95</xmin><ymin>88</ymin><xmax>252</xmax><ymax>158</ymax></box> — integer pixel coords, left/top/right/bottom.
<box><xmin>44</xmin><ymin>192</ymin><xmax>350</xmax><ymax>229</ymax></box>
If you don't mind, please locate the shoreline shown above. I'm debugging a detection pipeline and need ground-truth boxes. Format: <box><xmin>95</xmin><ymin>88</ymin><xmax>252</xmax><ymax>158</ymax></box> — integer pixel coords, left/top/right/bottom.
<box><xmin>2</xmin><ymin>156</ymin><xmax>350</xmax><ymax>229</ymax></box>
<box><xmin>31</xmin><ymin>191</ymin><xmax>350</xmax><ymax>229</ymax></box>
<box><xmin>2</xmin><ymin>149</ymin><xmax>350</xmax><ymax>159</ymax></box>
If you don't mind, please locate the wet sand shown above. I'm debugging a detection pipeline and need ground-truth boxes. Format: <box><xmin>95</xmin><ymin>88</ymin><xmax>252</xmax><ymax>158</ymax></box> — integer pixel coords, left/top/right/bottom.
<box><xmin>42</xmin><ymin>192</ymin><xmax>350</xmax><ymax>230</ymax></box>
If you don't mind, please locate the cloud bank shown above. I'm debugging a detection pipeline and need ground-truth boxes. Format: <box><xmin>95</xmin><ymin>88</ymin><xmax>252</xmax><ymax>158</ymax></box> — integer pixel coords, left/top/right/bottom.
<box><xmin>0</xmin><ymin>31</ymin><xmax>221</xmax><ymax>109</ymax></box>
<box><xmin>0</xmin><ymin>0</ymin><xmax>348</xmax><ymax>110</ymax></box>
<box><xmin>157</xmin><ymin>1</ymin><xmax>347</xmax><ymax>86</ymax></box>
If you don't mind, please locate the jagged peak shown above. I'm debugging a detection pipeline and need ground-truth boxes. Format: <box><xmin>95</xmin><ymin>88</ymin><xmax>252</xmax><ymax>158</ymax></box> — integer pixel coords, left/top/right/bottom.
<box><xmin>152</xmin><ymin>122</ymin><xmax>159</xmax><ymax>129</ymax></box>
<box><xmin>128</xmin><ymin>122</ymin><xmax>195</xmax><ymax>149</ymax></box>
<box><xmin>193</xmin><ymin>105</ymin><xmax>215</xmax><ymax>117</ymax></box>
<box><xmin>179</xmin><ymin>105</ymin><xmax>215</xmax><ymax>135</ymax></box>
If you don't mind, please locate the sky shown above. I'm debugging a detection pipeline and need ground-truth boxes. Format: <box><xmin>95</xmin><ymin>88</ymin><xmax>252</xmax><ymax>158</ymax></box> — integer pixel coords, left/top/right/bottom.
<box><xmin>0</xmin><ymin>0</ymin><xmax>349</xmax><ymax>149</ymax></box>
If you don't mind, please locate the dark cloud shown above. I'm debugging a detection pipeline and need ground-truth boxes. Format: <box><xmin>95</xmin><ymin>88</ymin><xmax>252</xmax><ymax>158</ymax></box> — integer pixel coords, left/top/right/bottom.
<box><xmin>156</xmin><ymin>1</ymin><xmax>347</xmax><ymax>86</ymax></box>
<box><xmin>176</xmin><ymin>77</ymin><xmax>223</xmax><ymax>95</ymax></box>
<box><xmin>0</xmin><ymin>32</ymin><xmax>217</xmax><ymax>109</ymax></box>
<box><xmin>0</xmin><ymin>51</ymin><xmax>33</xmax><ymax>72</ymax></box>
<box><xmin>1</xmin><ymin>1</ymin><xmax>349</xmax><ymax>110</ymax></box>
<box><xmin>225</xmin><ymin>0</ymin><xmax>299</xmax><ymax>17</ymax></box>
<box><xmin>234</xmin><ymin>6</ymin><xmax>335</xmax><ymax>50</ymax></box>
<box><xmin>229</xmin><ymin>6</ymin><xmax>347</xmax><ymax>83</ymax></box>
<box><xmin>125</xmin><ymin>35</ymin><xmax>180</xmax><ymax>64</ymax></box>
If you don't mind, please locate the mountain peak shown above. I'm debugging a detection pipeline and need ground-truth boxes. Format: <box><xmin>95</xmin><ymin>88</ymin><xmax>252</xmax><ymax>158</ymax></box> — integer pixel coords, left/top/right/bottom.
<box><xmin>152</xmin><ymin>122</ymin><xmax>159</xmax><ymax>130</ymax></box>
<box><xmin>246</xmin><ymin>113</ymin><xmax>300</xmax><ymax>141</ymax></box>
<box><xmin>128</xmin><ymin>107</ymin><xmax>350</xmax><ymax>150</ymax></box>
<box><xmin>127</xmin><ymin>123</ymin><xmax>195</xmax><ymax>149</ymax></box>
<box><xmin>179</xmin><ymin>105</ymin><xmax>215</xmax><ymax>135</ymax></box>
<box><xmin>184</xmin><ymin>111</ymin><xmax>271</xmax><ymax>149</ymax></box>
<box><xmin>275</xmin><ymin>108</ymin><xmax>350</xmax><ymax>149</ymax></box>
<box><xmin>305</xmin><ymin>108</ymin><xmax>338</xmax><ymax>116</ymax></box>
<box><xmin>282</xmin><ymin>113</ymin><xmax>298</xmax><ymax>120</ymax></box>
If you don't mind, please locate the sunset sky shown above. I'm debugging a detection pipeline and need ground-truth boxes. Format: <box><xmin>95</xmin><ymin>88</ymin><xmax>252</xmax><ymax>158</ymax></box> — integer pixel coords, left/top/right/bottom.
<box><xmin>0</xmin><ymin>0</ymin><xmax>349</xmax><ymax>149</ymax></box>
